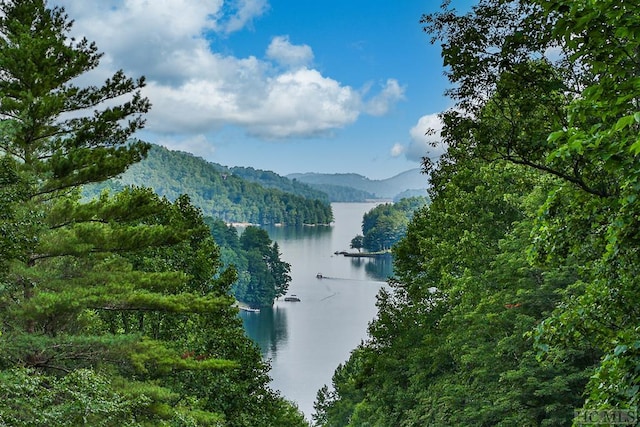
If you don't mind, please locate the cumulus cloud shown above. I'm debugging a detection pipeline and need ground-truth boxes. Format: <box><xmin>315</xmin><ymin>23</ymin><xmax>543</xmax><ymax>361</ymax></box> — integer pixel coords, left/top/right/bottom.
<box><xmin>52</xmin><ymin>0</ymin><xmax>405</xmax><ymax>140</ymax></box>
<box><xmin>144</xmin><ymin>67</ymin><xmax>361</xmax><ymax>138</ymax></box>
<box><xmin>266</xmin><ymin>36</ymin><xmax>314</xmax><ymax>69</ymax></box>
<box><xmin>57</xmin><ymin>0</ymin><xmax>226</xmax><ymax>84</ymax></box>
<box><xmin>391</xmin><ymin>113</ymin><xmax>446</xmax><ymax>163</ymax></box>
<box><xmin>408</xmin><ymin>113</ymin><xmax>447</xmax><ymax>161</ymax></box>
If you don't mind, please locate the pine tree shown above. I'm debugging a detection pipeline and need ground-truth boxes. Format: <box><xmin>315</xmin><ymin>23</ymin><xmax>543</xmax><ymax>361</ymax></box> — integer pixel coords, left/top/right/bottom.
<box><xmin>0</xmin><ymin>0</ymin><xmax>150</xmax><ymax>192</ymax></box>
<box><xmin>0</xmin><ymin>2</ymin><xmax>308</xmax><ymax>424</ymax></box>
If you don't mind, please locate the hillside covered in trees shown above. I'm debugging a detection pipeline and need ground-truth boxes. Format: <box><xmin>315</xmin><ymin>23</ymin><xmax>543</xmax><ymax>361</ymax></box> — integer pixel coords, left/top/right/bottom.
<box><xmin>86</xmin><ymin>144</ymin><xmax>333</xmax><ymax>226</ymax></box>
<box><xmin>0</xmin><ymin>2</ymin><xmax>307</xmax><ymax>425</ymax></box>
<box><xmin>225</xmin><ymin>165</ymin><xmax>330</xmax><ymax>204</ymax></box>
<box><xmin>292</xmin><ymin>181</ymin><xmax>377</xmax><ymax>203</ymax></box>
<box><xmin>315</xmin><ymin>0</ymin><xmax>640</xmax><ymax>425</ymax></box>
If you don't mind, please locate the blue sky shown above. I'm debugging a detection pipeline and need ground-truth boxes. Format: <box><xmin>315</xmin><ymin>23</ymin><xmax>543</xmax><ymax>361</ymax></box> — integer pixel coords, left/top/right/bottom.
<box><xmin>53</xmin><ymin>0</ymin><xmax>474</xmax><ymax>180</ymax></box>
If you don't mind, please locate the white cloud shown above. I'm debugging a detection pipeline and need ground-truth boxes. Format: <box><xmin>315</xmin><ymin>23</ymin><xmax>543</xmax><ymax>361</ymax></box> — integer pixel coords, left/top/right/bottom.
<box><xmin>407</xmin><ymin>113</ymin><xmax>447</xmax><ymax>161</ymax></box>
<box><xmin>363</xmin><ymin>79</ymin><xmax>405</xmax><ymax>116</ymax></box>
<box><xmin>409</xmin><ymin>114</ymin><xmax>441</xmax><ymax>143</ymax></box>
<box><xmin>144</xmin><ymin>68</ymin><xmax>361</xmax><ymax>138</ymax></box>
<box><xmin>390</xmin><ymin>143</ymin><xmax>405</xmax><ymax>158</ymax></box>
<box><xmin>57</xmin><ymin>0</ymin><xmax>224</xmax><ymax>84</ymax></box>
<box><xmin>51</xmin><ymin>0</ymin><xmax>405</xmax><ymax>140</ymax></box>
<box><xmin>266</xmin><ymin>36</ymin><xmax>314</xmax><ymax>69</ymax></box>
<box><xmin>248</xmin><ymin>68</ymin><xmax>360</xmax><ymax>137</ymax></box>
<box><xmin>391</xmin><ymin>114</ymin><xmax>446</xmax><ymax>163</ymax></box>
<box><xmin>159</xmin><ymin>134</ymin><xmax>217</xmax><ymax>160</ymax></box>
<box><xmin>219</xmin><ymin>0</ymin><xmax>270</xmax><ymax>34</ymax></box>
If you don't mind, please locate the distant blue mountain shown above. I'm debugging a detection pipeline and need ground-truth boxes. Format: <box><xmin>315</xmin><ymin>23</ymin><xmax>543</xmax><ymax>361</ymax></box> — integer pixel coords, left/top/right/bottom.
<box><xmin>287</xmin><ymin>169</ymin><xmax>428</xmax><ymax>201</ymax></box>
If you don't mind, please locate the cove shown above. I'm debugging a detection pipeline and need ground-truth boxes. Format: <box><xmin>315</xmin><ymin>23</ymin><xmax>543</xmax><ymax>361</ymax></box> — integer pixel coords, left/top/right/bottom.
<box><xmin>240</xmin><ymin>202</ymin><xmax>392</xmax><ymax>419</ymax></box>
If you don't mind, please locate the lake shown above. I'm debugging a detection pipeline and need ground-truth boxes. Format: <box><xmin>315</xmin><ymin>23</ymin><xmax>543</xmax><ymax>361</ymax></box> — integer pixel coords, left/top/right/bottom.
<box><xmin>239</xmin><ymin>202</ymin><xmax>391</xmax><ymax>420</ymax></box>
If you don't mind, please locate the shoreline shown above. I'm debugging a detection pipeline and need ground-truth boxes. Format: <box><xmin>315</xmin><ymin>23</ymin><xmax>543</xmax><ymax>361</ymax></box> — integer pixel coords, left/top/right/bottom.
<box><xmin>339</xmin><ymin>251</ymin><xmax>391</xmax><ymax>258</ymax></box>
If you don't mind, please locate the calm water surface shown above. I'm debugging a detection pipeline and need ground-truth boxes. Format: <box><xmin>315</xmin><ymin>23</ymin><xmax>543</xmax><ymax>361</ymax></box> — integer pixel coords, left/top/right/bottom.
<box><xmin>240</xmin><ymin>202</ymin><xmax>392</xmax><ymax>419</ymax></box>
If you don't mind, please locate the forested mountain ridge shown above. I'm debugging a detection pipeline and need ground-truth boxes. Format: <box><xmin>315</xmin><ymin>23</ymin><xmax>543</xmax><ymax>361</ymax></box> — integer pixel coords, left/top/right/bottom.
<box><xmin>287</xmin><ymin>168</ymin><xmax>428</xmax><ymax>201</ymax></box>
<box><xmin>225</xmin><ymin>165</ymin><xmax>330</xmax><ymax>203</ymax></box>
<box><xmin>85</xmin><ymin>144</ymin><xmax>333</xmax><ymax>226</ymax></box>
<box><xmin>293</xmin><ymin>182</ymin><xmax>377</xmax><ymax>203</ymax></box>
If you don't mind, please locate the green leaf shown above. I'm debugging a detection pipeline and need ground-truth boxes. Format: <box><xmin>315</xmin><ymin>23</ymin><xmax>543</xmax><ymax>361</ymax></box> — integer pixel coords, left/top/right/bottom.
<box><xmin>614</xmin><ymin>115</ymin><xmax>635</xmax><ymax>132</ymax></box>
<box><xmin>630</xmin><ymin>137</ymin><xmax>640</xmax><ymax>155</ymax></box>
<box><xmin>614</xmin><ymin>345</ymin><xmax>628</xmax><ymax>356</ymax></box>
<box><xmin>547</xmin><ymin>130</ymin><xmax>565</xmax><ymax>143</ymax></box>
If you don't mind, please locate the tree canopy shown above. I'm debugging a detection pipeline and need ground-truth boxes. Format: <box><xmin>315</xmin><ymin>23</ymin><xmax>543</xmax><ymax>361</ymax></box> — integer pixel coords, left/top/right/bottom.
<box><xmin>207</xmin><ymin>218</ymin><xmax>292</xmax><ymax>308</ymax></box>
<box><xmin>0</xmin><ymin>1</ymin><xmax>307</xmax><ymax>425</ymax></box>
<box><xmin>359</xmin><ymin>197</ymin><xmax>428</xmax><ymax>252</ymax></box>
<box><xmin>314</xmin><ymin>0</ymin><xmax>640</xmax><ymax>425</ymax></box>
<box><xmin>85</xmin><ymin>145</ymin><xmax>334</xmax><ymax>226</ymax></box>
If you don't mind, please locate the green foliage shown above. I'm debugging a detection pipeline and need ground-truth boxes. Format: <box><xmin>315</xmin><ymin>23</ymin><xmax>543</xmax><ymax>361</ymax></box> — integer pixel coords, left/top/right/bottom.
<box><xmin>206</xmin><ymin>218</ymin><xmax>292</xmax><ymax>308</ymax></box>
<box><xmin>228</xmin><ymin>165</ymin><xmax>330</xmax><ymax>203</ymax></box>
<box><xmin>315</xmin><ymin>0</ymin><xmax>640</xmax><ymax>423</ymax></box>
<box><xmin>239</xmin><ymin>226</ymin><xmax>292</xmax><ymax>307</ymax></box>
<box><xmin>360</xmin><ymin>197</ymin><xmax>428</xmax><ymax>252</ymax></box>
<box><xmin>0</xmin><ymin>368</ymin><xmax>147</xmax><ymax>426</ymax></box>
<box><xmin>85</xmin><ymin>145</ymin><xmax>333</xmax><ymax>226</ymax></box>
<box><xmin>0</xmin><ymin>2</ymin><xmax>307</xmax><ymax>425</ymax></box>
<box><xmin>525</xmin><ymin>0</ymin><xmax>640</xmax><ymax>414</ymax></box>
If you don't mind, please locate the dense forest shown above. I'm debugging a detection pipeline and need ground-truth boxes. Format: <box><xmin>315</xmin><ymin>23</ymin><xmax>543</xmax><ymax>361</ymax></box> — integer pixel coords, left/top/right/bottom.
<box><xmin>315</xmin><ymin>0</ymin><xmax>640</xmax><ymax>426</ymax></box>
<box><xmin>294</xmin><ymin>182</ymin><xmax>377</xmax><ymax>203</ymax></box>
<box><xmin>226</xmin><ymin>166</ymin><xmax>329</xmax><ymax>204</ymax></box>
<box><xmin>206</xmin><ymin>219</ymin><xmax>292</xmax><ymax>309</ymax></box>
<box><xmin>0</xmin><ymin>2</ymin><xmax>307</xmax><ymax>425</ymax></box>
<box><xmin>85</xmin><ymin>144</ymin><xmax>333</xmax><ymax>226</ymax></box>
<box><xmin>354</xmin><ymin>197</ymin><xmax>428</xmax><ymax>252</ymax></box>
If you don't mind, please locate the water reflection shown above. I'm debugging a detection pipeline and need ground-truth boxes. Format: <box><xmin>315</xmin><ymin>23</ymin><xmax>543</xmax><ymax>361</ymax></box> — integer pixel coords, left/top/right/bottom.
<box><xmin>265</xmin><ymin>224</ymin><xmax>332</xmax><ymax>242</ymax></box>
<box><xmin>360</xmin><ymin>253</ymin><xmax>393</xmax><ymax>281</ymax></box>
<box><xmin>241</xmin><ymin>307</ymin><xmax>288</xmax><ymax>355</ymax></box>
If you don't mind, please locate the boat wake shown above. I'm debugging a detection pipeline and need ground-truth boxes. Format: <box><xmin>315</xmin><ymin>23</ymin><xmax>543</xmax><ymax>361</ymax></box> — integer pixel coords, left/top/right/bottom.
<box><xmin>319</xmin><ymin>275</ymin><xmax>387</xmax><ymax>284</ymax></box>
<box><xmin>320</xmin><ymin>292</ymin><xmax>338</xmax><ymax>301</ymax></box>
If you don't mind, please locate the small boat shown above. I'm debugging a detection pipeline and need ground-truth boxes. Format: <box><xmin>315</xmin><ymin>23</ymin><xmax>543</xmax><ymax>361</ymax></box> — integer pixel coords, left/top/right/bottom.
<box><xmin>316</xmin><ymin>273</ymin><xmax>323</xmax><ymax>279</ymax></box>
<box><xmin>235</xmin><ymin>302</ymin><xmax>260</xmax><ymax>313</ymax></box>
<box><xmin>284</xmin><ymin>295</ymin><xmax>301</xmax><ymax>302</ymax></box>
